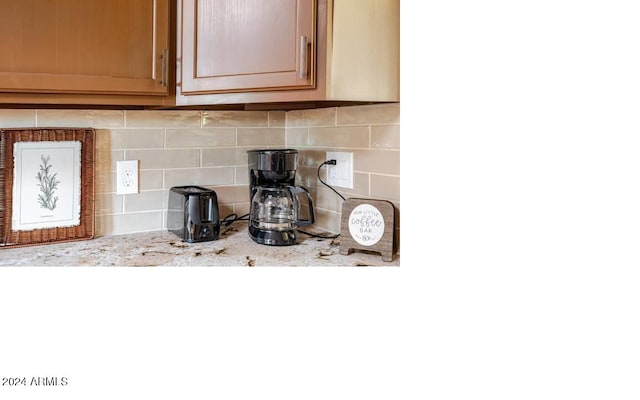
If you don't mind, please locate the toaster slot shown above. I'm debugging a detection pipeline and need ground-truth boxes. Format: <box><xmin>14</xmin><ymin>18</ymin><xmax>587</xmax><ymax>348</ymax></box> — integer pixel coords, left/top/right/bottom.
<box><xmin>200</xmin><ymin>195</ymin><xmax>213</xmax><ymax>223</ymax></box>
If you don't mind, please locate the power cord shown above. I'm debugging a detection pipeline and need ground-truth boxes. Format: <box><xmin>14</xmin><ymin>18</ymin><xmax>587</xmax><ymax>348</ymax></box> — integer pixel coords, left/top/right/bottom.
<box><xmin>299</xmin><ymin>230</ymin><xmax>339</xmax><ymax>239</ymax></box>
<box><xmin>317</xmin><ymin>160</ymin><xmax>345</xmax><ymax>201</ymax></box>
<box><xmin>298</xmin><ymin>159</ymin><xmax>345</xmax><ymax>239</ymax></box>
<box><xmin>221</xmin><ymin>213</ymin><xmax>250</xmax><ymax>227</ymax></box>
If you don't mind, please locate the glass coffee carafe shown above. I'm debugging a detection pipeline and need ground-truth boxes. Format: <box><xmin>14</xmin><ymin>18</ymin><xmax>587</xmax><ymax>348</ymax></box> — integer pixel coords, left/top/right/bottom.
<box><xmin>249</xmin><ymin>185</ymin><xmax>315</xmax><ymax>245</ymax></box>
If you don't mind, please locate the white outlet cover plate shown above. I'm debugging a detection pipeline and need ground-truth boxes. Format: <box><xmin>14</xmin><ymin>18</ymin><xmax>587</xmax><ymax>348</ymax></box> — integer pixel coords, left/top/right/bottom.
<box><xmin>326</xmin><ymin>151</ymin><xmax>353</xmax><ymax>189</ymax></box>
<box><xmin>116</xmin><ymin>160</ymin><xmax>139</xmax><ymax>195</ymax></box>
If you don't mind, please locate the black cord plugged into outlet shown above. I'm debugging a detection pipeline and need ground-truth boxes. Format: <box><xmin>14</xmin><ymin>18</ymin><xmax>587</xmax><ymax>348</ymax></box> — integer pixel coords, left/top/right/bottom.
<box><xmin>298</xmin><ymin>159</ymin><xmax>346</xmax><ymax>239</ymax></box>
<box><xmin>318</xmin><ymin>159</ymin><xmax>346</xmax><ymax>201</ymax></box>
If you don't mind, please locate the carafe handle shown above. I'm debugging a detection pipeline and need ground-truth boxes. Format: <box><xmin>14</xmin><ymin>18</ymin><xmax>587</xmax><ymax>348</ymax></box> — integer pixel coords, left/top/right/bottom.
<box><xmin>290</xmin><ymin>186</ymin><xmax>315</xmax><ymax>227</ymax></box>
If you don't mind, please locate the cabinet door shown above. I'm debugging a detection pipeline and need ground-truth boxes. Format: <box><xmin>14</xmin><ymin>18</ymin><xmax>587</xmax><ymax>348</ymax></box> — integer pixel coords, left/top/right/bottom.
<box><xmin>0</xmin><ymin>0</ymin><xmax>169</xmax><ymax>96</ymax></box>
<box><xmin>181</xmin><ymin>0</ymin><xmax>315</xmax><ymax>95</ymax></box>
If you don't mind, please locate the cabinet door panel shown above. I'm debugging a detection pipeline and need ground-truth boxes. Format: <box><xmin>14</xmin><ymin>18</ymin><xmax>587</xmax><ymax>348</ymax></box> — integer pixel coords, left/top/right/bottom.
<box><xmin>0</xmin><ymin>0</ymin><xmax>168</xmax><ymax>95</ymax></box>
<box><xmin>182</xmin><ymin>0</ymin><xmax>315</xmax><ymax>94</ymax></box>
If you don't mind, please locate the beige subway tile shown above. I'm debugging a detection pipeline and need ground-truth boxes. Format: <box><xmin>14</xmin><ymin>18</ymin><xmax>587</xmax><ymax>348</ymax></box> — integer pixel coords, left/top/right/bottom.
<box><xmin>233</xmin><ymin>203</ymin><xmax>251</xmax><ymax>216</ymax></box>
<box><xmin>268</xmin><ymin>110</ymin><xmax>286</xmax><ymax>127</ymax></box>
<box><xmin>371</xmin><ymin>125</ymin><xmax>400</xmax><ymax>149</ymax></box>
<box><xmin>202</xmin><ymin>110</ymin><xmax>268</xmax><ymax>127</ymax></box>
<box><xmin>95</xmin><ymin>150</ymin><xmax>123</xmax><ymax>173</ymax></box>
<box><xmin>96</xmin><ymin>211</ymin><xmax>164</xmax><ymax>236</ymax></box>
<box><xmin>295</xmin><ymin>165</ymin><xmax>320</xmax><ymax>188</ymax></box>
<box><xmin>126</xmin><ymin>110</ymin><xmax>201</xmax><ymax>128</ymax></box>
<box><xmin>94</xmin><ymin>129</ymin><xmax>112</xmax><ymax>151</ymax></box>
<box><xmin>214</xmin><ymin>203</ymin><xmax>249</xmax><ymax>221</ymax></box>
<box><xmin>208</xmin><ymin>185</ymin><xmax>249</xmax><ymax>204</ymax></box>
<box><xmin>314</xmin><ymin>186</ymin><xmax>342</xmax><ymax>213</ymax></box>
<box><xmin>353</xmin><ymin>149</ymin><xmax>400</xmax><ymax>175</ymax></box>
<box><xmin>286</xmin><ymin>128</ymin><xmax>308</xmax><ymax>146</ymax></box>
<box><xmin>348</xmin><ymin>172</ymin><xmax>370</xmax><ymax>198</ymax></box>
<box><xmin>95</xmin><ymin>173</ymin><xmax>112</xmax><ymax>194</ymax></box>
<box><xmin>140</xmin><ymin>170</ymin><xmax>164</xmax><ymax>190</ymax></box>
<box><xmin>202</xmin><ymin>147</ymin><xmax>248</xmax><ymax>167</ymax></box>
<box><xmin>235</xmin><ymin>166</ymin><xmax>249</xmax><ymax>185</ymax></box>
<box><xmin>124</xmin><ymin>190</ymin><xmax>166</xmax><ymax>212</ymax></box>
<box><xmin>0</xmin><ymin>109</ymin><xmax>36</xmax><ymax>127</ymax></box>
<box><xmin>104</xmin><ymin>129</ymin><xmax>165</xmax><ymax>149</ymax></box>
<box><xmin>95</xmin><ymin>172</ymin><xmax>116</xmax><ymax>194</ymax></box>
<box><xmin>125</xmin><ymin>149</ymin><xmax>200</xmax><ymax>169</ymax></box>
<box><xmin>37</xmin><ymin>110</ymin><xmax>125</xmax><ymax>128</ymax></box>
<box><xmin>296</xmin><ymin>163</ymin><xmax>324</xmax><ymax>188</ymax></box>
<box><xmin>94</xmin><ymin>215</ymin><xmax>110</xmax><ymax>237</ymax></box>
<box><xmin>337</xmin><ymin>103</ymin><xmax>400</xmax><ymax>125</ymax></box>
<box><xmin>237</xmin><ymin>127</ymin><xmax>285</xmax><ymax>147</ymax></box>
<box><xmin>308</xmin><ymin>126</ymin><xmax>369</xmax><ymax>148</ymax></box>
<box><xmin>166</xmin><ymin>128</ymin><xmax>235</xmax><ymax>148</ymax></box>
<box><xmin>312</xmin><ymin>208</ymin><xmax>341</xmax><ymax>233</ymax></box>
<box><xmin>297</xmin><ymin>149</ymin><xmax>329</xmax><ymax>168</ymax></box>
<box><xmin>95</xmin><ymin>193</ymin><xmax>123</xmax><ymax>215</ymax></box>
<box><xmin>164</xmin><ymin>167</ymin><xmax>234</xmax><ymax>188</ymax></box>
<box><xmin>217</xmin><ymin>204</ymin><xmax>235</xmax><ymax>220</ymax></box>
<box><xmin>370</xmin><ymin>174</ymin><xmax>400</xmax><ymax>202</ymax></box>
<box><xmin>286</xmin><ymin>107</ymin><xmax>336</xmax><ymax>127</ymax></box>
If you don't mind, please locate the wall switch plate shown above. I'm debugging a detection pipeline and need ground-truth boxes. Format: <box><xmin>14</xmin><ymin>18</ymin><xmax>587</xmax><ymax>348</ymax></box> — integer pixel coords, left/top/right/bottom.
<box><xmin>326</xmin><ymin>151</ymin><xmax>353</xmax><ymax>189</ymax></box>
<box><xmin>116</xmin><ymin>160</ymin><xmax>139</xmax><ymax>195</ymax></box>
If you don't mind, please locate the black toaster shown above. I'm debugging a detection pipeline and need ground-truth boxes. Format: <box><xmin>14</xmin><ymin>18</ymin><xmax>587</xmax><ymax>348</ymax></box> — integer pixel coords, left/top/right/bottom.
<box><xmin>167</xmin><ymin>186</ymin><xmax>220</xmax><ymax>242</ymax></box>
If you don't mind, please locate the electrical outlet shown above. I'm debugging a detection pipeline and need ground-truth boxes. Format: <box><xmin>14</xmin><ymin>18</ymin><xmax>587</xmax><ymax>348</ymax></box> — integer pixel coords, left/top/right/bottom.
<box><xmin>326</xmin><ymin>151</ymin><xmax>353</xmax><ymax>189</ymax></box>
<box><xmin>116</xmin><ymin>160</ymin><xmax>139</xmax><ymax>195</ymax></box>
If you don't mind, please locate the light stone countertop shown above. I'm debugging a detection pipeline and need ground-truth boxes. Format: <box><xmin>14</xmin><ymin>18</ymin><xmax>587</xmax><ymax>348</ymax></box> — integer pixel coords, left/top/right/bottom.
<box><xmin>0</xmin><ymin>222</ymin><xmax>400</xmax><ymax>267</ymax></box>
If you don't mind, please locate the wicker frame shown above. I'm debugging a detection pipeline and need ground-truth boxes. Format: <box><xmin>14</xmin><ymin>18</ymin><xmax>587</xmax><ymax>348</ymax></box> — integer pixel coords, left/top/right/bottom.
<box><xmin>0</xmin><ymin>128</ymin><xmax>95</xmax><ymax>248</ymax></box>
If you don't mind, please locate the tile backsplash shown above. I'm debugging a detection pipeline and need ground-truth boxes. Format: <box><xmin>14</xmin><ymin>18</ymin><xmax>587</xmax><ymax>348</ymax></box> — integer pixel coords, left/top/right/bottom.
<box><xmin>1</xmin><ymin>103</ymin><xmax>400</xmax><ymax>247</ymax></box>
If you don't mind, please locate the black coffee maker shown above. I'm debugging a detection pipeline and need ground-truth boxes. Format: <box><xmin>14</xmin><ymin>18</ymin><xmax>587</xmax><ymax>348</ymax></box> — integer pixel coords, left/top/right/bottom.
<box><xmin>247</xmin><ymin>149</ymin><xmax>315</xmax><ymax>245</ymax></box>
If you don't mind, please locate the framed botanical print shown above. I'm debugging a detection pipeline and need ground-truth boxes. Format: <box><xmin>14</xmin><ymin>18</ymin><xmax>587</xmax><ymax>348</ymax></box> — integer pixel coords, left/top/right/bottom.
<box><xmin>0</xmin><ymin>128</ymin><xmax>95</xmax><ymax>248</ymax></box>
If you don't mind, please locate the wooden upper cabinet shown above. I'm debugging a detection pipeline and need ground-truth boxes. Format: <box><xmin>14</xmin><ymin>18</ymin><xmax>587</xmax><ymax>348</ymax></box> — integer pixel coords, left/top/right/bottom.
<box><xmin>177</xmin><ymin>0</ymin><xmax>399</xmax><ymax>106</ymax></box>
<box><xmin>0</xmin><ymin>0</ymin><xmax>398</xmax><ymax>108</ymax></box>
<box><xmin>181</xmin><ymin>0</ymin><xmax>315</xmax><ymax>94</ymax></box>
<box><xmin>0</xmin><ymin>0</ymin><xmax>169</xmax><ymax>98</ymax></box>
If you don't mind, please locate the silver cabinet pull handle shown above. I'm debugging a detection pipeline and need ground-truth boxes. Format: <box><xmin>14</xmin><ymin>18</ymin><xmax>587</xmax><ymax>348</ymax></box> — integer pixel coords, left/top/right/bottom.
<box><xmin>299</xmin><ymin>35</ymin><xmax>308</xmax><ymax>79</ymax></box>
<box><xmin>161</xmin><ymin>48</ymin><xmax>169</xmax><ymax>87</ymax></box>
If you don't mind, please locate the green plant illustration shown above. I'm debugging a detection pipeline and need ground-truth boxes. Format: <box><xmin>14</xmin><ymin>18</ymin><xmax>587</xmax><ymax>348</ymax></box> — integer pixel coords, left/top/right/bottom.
<box><xmin>35</xmin><ymin>155</ymin><xmax>60</xmax><ymax>211</ymax></box>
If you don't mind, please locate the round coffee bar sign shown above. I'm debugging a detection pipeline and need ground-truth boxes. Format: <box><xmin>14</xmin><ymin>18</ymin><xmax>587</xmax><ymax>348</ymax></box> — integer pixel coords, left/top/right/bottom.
<box><xmin>348</xmin><ymin>204</ymin><xmax>385</xmax><ymax>246</ymax></box>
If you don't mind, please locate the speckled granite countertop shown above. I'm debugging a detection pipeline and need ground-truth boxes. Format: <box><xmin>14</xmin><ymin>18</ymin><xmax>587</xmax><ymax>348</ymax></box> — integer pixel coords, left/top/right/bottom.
<box><xmin>0</xmin><ymin>222</ymin><xmax>399</xmax><ymax>267</ymax></box>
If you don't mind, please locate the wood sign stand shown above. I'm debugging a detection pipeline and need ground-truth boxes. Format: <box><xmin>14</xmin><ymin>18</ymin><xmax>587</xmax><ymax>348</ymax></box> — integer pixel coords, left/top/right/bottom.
<box><xmin>339</xmin><ymin>198</ymin><xmax>396</xmax><ymax>262</ymax></box>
